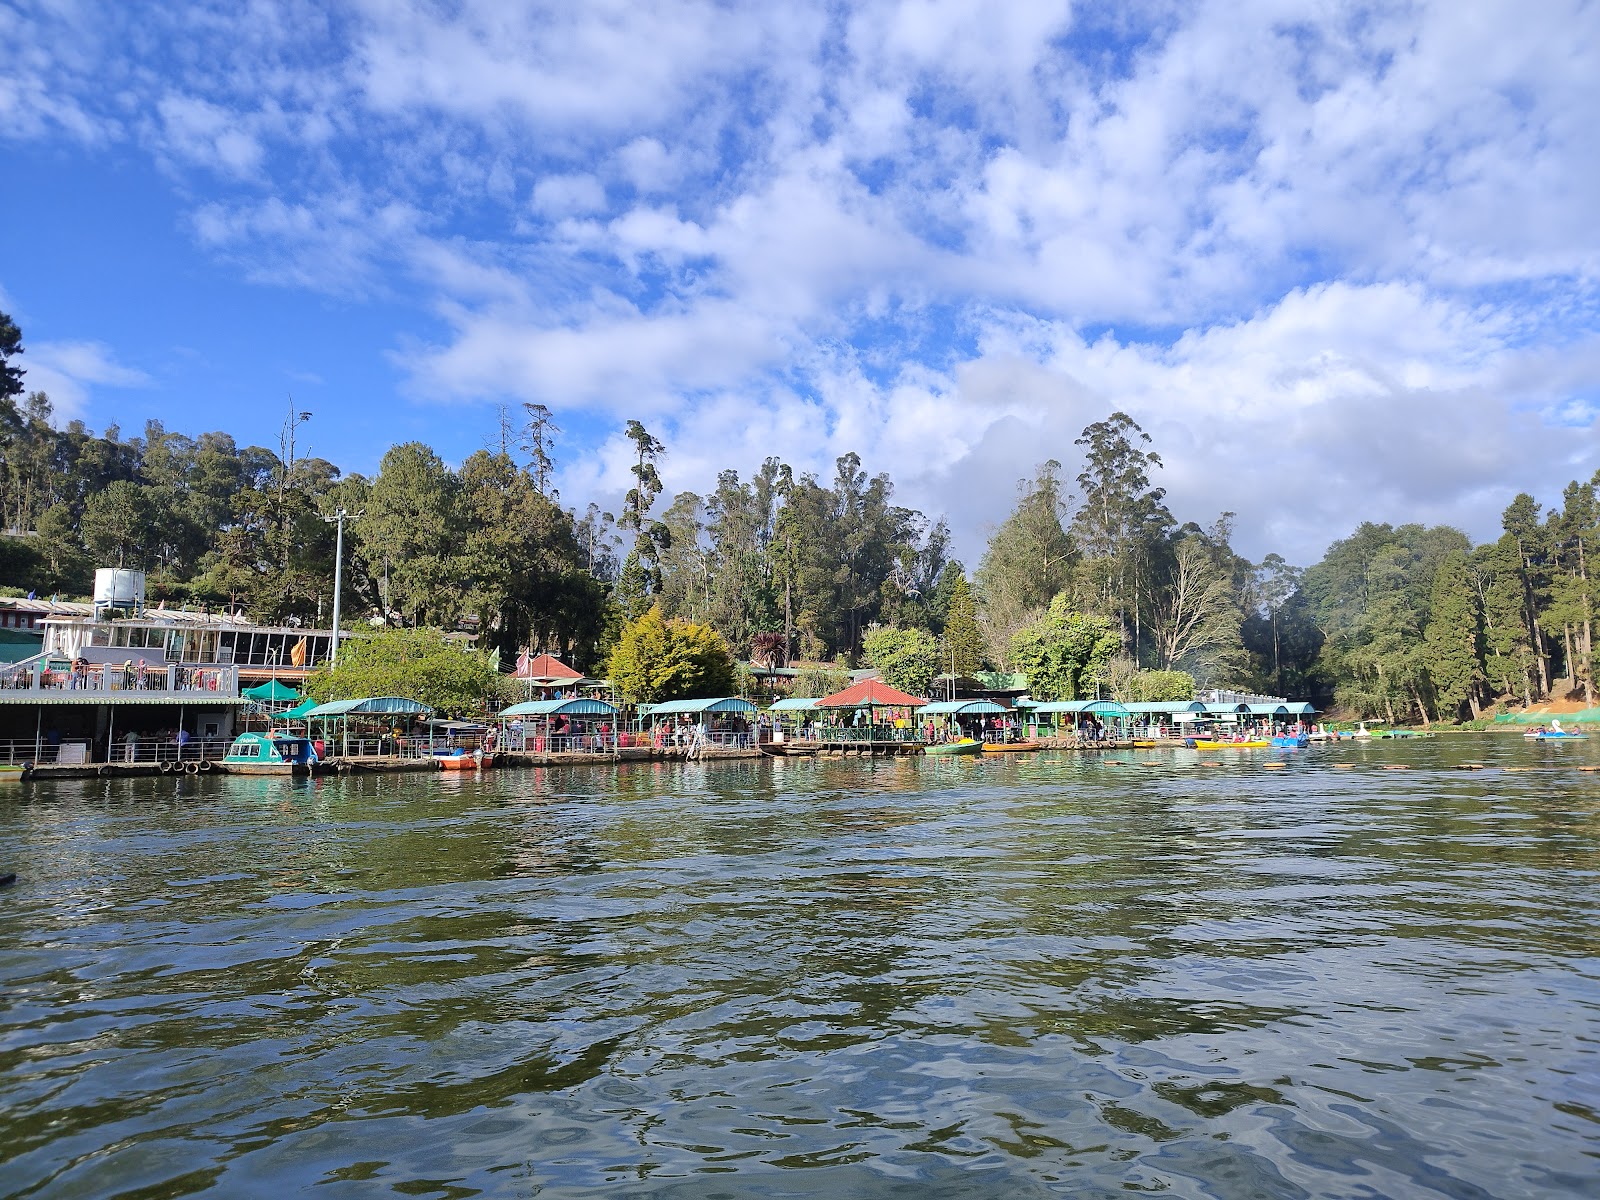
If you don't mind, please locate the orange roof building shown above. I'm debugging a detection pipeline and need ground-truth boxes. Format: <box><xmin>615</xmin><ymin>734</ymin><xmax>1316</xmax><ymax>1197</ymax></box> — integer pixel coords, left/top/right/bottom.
<box><xmin>514</xmin><ymin>652</ymin><xmax>584</xmax><ymax>685</ymax></box>
<box><xmin>816</xmin><ymin>678</ymin><xmax>927</xmax><ymax>709</ymax></box>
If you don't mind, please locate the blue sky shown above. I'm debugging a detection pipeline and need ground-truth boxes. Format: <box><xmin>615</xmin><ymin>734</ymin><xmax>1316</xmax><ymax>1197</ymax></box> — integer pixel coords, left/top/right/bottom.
<box><xmin>4</xmin><ymin>0</ymin><xmax>1599</xmax><ymax>566</ymax></box>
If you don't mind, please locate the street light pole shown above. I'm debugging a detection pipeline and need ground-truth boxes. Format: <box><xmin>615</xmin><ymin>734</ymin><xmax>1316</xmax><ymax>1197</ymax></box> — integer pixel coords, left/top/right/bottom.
<box><xmin>323</xmin><ymin>508</ymin><xmax>360</xmax><ymax>665</ymax></box>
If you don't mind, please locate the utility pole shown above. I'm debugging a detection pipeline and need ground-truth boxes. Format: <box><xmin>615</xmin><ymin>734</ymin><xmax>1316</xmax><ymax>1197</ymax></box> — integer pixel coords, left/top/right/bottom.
<box><xmin>323</xmin><ymin>508</ymin><xmax>360</xmax><ymax>665</ymax></box>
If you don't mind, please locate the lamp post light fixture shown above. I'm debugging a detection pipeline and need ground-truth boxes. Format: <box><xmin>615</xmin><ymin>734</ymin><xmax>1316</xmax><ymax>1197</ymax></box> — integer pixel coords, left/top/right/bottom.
<box><xmin>322</xmin><ymin>508</ymin><xmax>361</xmax><ymax>666</ymax></box>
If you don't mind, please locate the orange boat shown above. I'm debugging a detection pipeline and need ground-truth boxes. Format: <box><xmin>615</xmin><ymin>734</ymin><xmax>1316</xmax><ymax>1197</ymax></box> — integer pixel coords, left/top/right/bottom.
<box><xmin>437</xmin><ymin>751</ymin><xmax>492</xmax><ymax>770</ymax></box>
<box><xmin>982</xmin><ymin>740</ymin><xmax>1042</xmax><ymax>753</ymax></box>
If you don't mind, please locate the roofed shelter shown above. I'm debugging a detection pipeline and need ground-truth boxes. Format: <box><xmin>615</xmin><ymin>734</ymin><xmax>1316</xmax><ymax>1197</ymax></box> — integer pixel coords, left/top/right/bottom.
<box><xmin>642</xmin><ymin>697</ymin><xmax>759</xmax><ymax>749</ymax></box>
<box><xmin>304</xmin><ymin>696</ymin><xmax>433</xmax><ymax>758</ymax></box>
<box><xmin>513</xmin><ymin>651</ymin><xmax>587</xmax><ymax>699</ymax></box>
<box><xmin>814</xmin><ymin>679</ymin><xmax>926</xmax><ymax>744</ymax></box>
<box><xmin>498</xmin><ymin>697</ymin><xmax>619</xmax><ymax>753</ymax></box>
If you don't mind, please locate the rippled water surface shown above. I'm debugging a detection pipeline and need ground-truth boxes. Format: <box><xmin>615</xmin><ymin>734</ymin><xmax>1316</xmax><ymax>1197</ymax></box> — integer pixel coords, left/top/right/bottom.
<box><xmin>3</xmin><ymin>737</ymin><xmax>1598</xmax><ymax>1198</ymax></box>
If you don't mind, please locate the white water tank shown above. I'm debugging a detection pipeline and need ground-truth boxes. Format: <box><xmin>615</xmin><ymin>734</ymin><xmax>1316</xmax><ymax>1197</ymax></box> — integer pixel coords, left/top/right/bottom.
<box><xmin>93</xmin><ymin>568</ymin><xmax>146</xmax><ymax>612</ymax></box>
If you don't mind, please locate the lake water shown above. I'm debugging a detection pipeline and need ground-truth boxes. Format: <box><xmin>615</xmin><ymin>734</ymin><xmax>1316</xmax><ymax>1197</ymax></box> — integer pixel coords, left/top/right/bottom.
<box><xmin>2</xmin><ymin>738</ymin><xmax>1598</xmax><ymax>1198</ymax></box>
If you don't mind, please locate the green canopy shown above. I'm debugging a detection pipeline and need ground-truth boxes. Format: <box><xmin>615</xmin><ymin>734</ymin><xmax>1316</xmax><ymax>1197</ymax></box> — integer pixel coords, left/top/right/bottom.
<box><xmin>243</xmin><ymin>680</ymin><xmax>302</xmax><ymax>702</ymax></box>
<box><xmin>278</xmin><ymin>697</ymin><xmax>319</xmax><ymax>718</ymax></box>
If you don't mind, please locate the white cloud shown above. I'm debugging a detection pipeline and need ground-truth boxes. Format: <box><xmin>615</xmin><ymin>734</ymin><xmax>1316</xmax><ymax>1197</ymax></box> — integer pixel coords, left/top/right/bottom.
<box><xmin>531</xmin><ymin>174</ymin><xmax>607</xmax><ymax>217</ymax></box>
<box><xmin>9</xmin><ymin>0</ymin><xmax>1600</xmax><ymax>569</ymax></box>
<box><xmin>23</xmin><ymin>341</ymin><xmax>152</xmax><ymax>421</ymax></box>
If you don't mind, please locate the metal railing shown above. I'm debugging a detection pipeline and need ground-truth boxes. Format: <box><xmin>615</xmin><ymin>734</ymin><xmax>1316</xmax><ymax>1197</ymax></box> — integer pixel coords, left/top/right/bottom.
<box><xmin>0</xmin><ymin>661</ymin><xmax>237</xmax><ymax>697</ymax></box>
<box><xmin>3</xmin><ymin>736</ymin><xmax>235</xmax><ymax>766</ymax></box>
<box><xmin>805</xmin><ymin>725</ymin><xmax>921</xmax><ymax>743</ymax></box>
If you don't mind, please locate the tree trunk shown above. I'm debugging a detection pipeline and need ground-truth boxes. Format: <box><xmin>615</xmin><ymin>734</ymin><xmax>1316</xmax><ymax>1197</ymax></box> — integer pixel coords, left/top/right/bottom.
<box><xmin>1411</xmin><ymin>685</ymin><xmax>1431</xmax><ymax>729</ymax></box>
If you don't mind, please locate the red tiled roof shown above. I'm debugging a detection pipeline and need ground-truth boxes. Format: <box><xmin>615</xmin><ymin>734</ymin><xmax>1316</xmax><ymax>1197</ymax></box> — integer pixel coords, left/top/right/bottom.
<box><xmin>515</xmin><ymin>652</ymin><xmax>583</xmax><ymax>681</ymax></box>
<box><xmin>816</xmin><ymin>678</ymin><xmax>927</xmax><ymax>708</ymax></box>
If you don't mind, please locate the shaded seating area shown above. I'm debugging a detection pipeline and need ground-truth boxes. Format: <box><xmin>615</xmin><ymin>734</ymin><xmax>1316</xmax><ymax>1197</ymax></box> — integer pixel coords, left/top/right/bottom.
<box><xmin>497</xmin><ymin>697</ymin><xmax>620</xmax><ymax>753</ymax></box>
<box><xmin>303</xmin><ymin>696</ymin><xmax>434</xmax><ymax>757</ymax></box>
<box><xmin>916</xmin><ymin>699</ymin><xmax>1010</xmax><ymax>743</ymax></box>
<box><xmin>640</xmin><ymin>698</ymin><xmax>759</xmax><ymax>749</ymax></box>
<box><xmin>1026</xmin><ymin>699</ymin><xmax>1132</xmax><ymax>741</ymax></box>
<box><xmin>768</xmin><ymin>697</ymin><xmax>819</xmax><ymax>743</ymax></box>
<box><xmin>813</xmin><ymin>679</ymin><xmax>927</xmax><ymax>743</ymax></box>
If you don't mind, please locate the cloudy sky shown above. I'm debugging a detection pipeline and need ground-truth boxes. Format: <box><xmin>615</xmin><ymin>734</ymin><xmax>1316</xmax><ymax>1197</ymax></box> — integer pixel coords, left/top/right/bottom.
<box><xmin>3</xmin><ymin>0</ymin><xmax>1598</xmax><ymax>567</ymax></box>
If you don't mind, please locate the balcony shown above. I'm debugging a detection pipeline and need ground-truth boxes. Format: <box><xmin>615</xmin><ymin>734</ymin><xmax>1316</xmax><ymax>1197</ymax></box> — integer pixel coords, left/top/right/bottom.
<box><xmin>0</xmin><ymin>659</ymin><xmax>239</xmax><ymax>700</ymax></box>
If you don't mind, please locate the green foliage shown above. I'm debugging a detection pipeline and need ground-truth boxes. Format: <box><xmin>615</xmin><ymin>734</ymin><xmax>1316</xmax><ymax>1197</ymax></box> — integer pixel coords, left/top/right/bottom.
<box><xmin>305</xmin><ymin>626</ymin><xmax>503</xmax><ymax>715</ymax></box>
<box><xmin>1424</xmin><ymin>549</ymin><xmax>1484</xmax><ymax>720</ymax></box>
<box><xmin>1117</xmin><ymin>669</ymin><xmax>1195</xmax><ymax>702</ymax></box>
<box><xmin>0</xmin><ymin>310</ymin><xmax>24</xmax><ymax>406</ymax></box>
<box><xmin>942</xmin><ymin>574</ymin><xmax>984</xmax><ymax>676</ymax></box>
<box><xmin>608</xmin><ymin>605</ymin><xmax>736</xmax><ymax>703</ymax></box>
<box><xmin>976</xmin><ymin>460</ymin><xmax>1076</xmax><ymax>638</ymax></box>
<box><xmin>862</xmin><ymin>625</ymin><xmax>942</xmax><ymax>697</ymax></box>
<box><xmin>1010</xmin><ymin>597</ymin><xmax>1121</xmax><ymax>702</ymax></box>
<box><xmin>792</xmin><ymin>662</ymin><xmax>851</xmax><ymax>698</ymax></box>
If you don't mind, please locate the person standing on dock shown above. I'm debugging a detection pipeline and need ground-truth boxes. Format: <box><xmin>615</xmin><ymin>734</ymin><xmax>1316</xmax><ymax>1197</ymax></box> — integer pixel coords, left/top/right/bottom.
<box><xmin>123</xmin><ymin>729</ymin><xmax>138</xmax><ymax>763</ymax></box>
<box><xmin>175</xmin><ymin>726</ymin><xmax>190</xmax><ymax>761</ymax></box>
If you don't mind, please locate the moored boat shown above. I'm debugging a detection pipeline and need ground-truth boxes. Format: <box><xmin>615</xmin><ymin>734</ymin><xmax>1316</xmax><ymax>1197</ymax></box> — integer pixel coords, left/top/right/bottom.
<box><xmin>1270</xmin><ymin>734</ymin><xmax>1309</xmax><ymax>749</ymax></box>
<box><xmin>1188</xmin><ymin>739</ymin><xmax>1271</xmax><ymax>750</ymax></box>
<box><xmin>924</xmin><ymin>738</ymin><xmax>982</xmax><ymax>756</ymax></box>
<box><xmin>436</xmin><ymin>748</ymin><xmax>491</xmax><ymax>770</ymax></box>
<box><xmin>981</xmin><ymin>740</ymin><xmax>1041</xmax><ymax>753</ymax></box>
<box><xmin>220</xmin><ymin>732</ymin><xmax>325</xmax><ymax>775</ymax></box>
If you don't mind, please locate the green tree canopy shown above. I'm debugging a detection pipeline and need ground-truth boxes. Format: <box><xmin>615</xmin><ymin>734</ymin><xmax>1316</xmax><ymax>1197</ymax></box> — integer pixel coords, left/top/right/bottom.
<box><xmin>305</xmin><ymin>626</ymin><xmax>504</xmax><ymax>714</ymax></box>
<box><xmin>608</xmin><ymin>605</ymin><xmax>736</xmax><ymax>703</ymax></box>
<box><xmin>1010</xmin><ymin>597</ymin><xmax>1121</xmax><ymax>702</ymax></box>
<box><xmin>943</xmin><ymin>573</ymin><xmax>984</xmax><ymax>677</ymax></box>
<box><xmin>862</xmin><ymin>625</ymin><xmax>942</xmax><ymax>697</ymax></box>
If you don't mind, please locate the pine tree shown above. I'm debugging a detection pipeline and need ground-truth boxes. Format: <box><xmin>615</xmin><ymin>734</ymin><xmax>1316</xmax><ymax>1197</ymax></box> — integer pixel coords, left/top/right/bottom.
<box><xmin>1424</xmin><ymin>549</ymin><xmax>1484</xmax><ymax>720</ymax></box>
<box><xmin>943</xmin><ymin>574</ymin><xmax>983</xmax><ymax>677</ymax></box>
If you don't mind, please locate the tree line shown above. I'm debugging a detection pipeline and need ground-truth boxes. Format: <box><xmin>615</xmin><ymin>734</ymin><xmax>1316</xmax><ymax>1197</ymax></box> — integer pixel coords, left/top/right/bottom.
<box><xmin>2</xmin><ymin>308</ymin><xmax>1594</xmax><ymax>719</ymax></box>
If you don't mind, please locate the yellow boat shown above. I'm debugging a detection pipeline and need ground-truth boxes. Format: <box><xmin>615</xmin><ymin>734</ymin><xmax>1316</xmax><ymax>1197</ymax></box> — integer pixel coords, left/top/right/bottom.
<box><xmin>982</xmin><ymin>740</ymin><xmax>1042</xmax><ymax>753</ymax></box>
<box><xmin>1189</xmin><ymin>739</ymin><xmax>1270</xmax><ymax>750</ymax></box>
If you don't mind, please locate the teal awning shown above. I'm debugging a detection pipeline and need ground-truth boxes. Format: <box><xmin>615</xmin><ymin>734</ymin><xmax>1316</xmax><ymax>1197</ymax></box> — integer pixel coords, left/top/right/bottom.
<box><xmin>1205</xmin><ymin>702</ymin><xmax>1251</xmax><ymax>714</ymax></box>
<box><xmin>1122</xmin><ymin>700</ymin><xmax>1205</xmax><ymax>714</ymax></box>
<box><xmin>498</xmin><ymin>698</ymin><xmax>618</xmax><ymax>717</ymax></box>
<box><xmin>769</xmin><ymin>697</ymin><xmax>819</xmax><ymax>711</ymax></box>
<box><xmin>1030</xmin><ymin>700</ymin><xmax>1131</xmax><ymax>716</ymax></box>
<box><xmin>304</xmin><ymin>696</ymin><xmax>433</xmax><ymax>717</ymax></box>
<box><xmin>647</xmin><ymin>697</ymin><xmax>758</xmax><ymax>716</ymax></box>
<box><xmin>278</xmin><ymin>697</ymin><xmax>319</xmax><ymax>718</ymax></box>
<box><xmin>918</xmin><ymin>700</ymin><xmax>1008</xmax><ymax>716</ymax></box>
<box><xmin>243</xmin><ymin>680</ymin><xmax>302</xmax><ymax>702</ymax></box>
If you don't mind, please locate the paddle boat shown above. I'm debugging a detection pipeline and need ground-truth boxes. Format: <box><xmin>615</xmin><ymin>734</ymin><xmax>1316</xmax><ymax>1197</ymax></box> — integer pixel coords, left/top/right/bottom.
<box><xmin>1525</xmin><ymin>719</ymin><xmax>1586</xmax><ymax>741</ymax></box>
<box><xmin>924</xmin><ymin>737</ymin><xmax>983</xmax><ymax>756</ymax></box>
<box><xmin>221</xmin><ymin>732</ymin><xmax>325</xmax><ymax>775</ymax></box>
<box><xmin>1270</xmin><ymin>733</ymin><xmax>1309</xmax><ymax>749</ymax></box>
<box><xmin>435</xmin><ymin>747</ymin><xmax>492</xmax><ymax>770</ymax></box>
<box><xmin>1188</xmin><ymin>738</ymin><xmax>1271</xmax><ymax>750</ymax></box>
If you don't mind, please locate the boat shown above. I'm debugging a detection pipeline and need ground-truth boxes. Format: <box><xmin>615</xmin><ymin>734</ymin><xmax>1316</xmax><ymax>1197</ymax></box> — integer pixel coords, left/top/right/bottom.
<box><xmin>981</xmin><ymin>740</ymin><xmax>1042</xmax><ymax>753</ymax></box>
<box><xmin>1525</xmin><ymin>721</ymin><xmax>1585</xmax><ymax>740</ymax></box>
<box><xmin>0</xmin><ymin>764</ymin><xmax>24</xmax><ymax>782</ymax></box>
<box><xmin>435</xmin><ymin>748</ymin><xmax>492</xmax><ymax>770</ymax></box>
<box><xmin>758</xmin><ymin>741</ymin><xmax>820</xmax><ymax>757</ymax></box>
<box><xmin>924</xmin><ymin>738</ymin><xmax>982</xmax><ymax>756</ymax></box>
<box><xmin>1270</xmin><ymin>734</ymin><xmax>1309</xmax><ymax>749</ymax></box>
<box><xmin>220</xmin><ymin>731</ymin><xmax>326</xmax><ymax>775</ymax></box>
<box><xmin>1188</xmin><ymin>739</ymin><xmax>1271</xmax><ymax>750</ymax></box>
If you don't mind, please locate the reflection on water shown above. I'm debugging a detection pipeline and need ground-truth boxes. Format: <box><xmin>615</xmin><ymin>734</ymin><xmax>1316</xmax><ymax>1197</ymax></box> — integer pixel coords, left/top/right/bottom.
<box><xmin>2</xmin><ymin>737</ymin><xmax>1598</xmax><ymax>1197</ymax></box>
